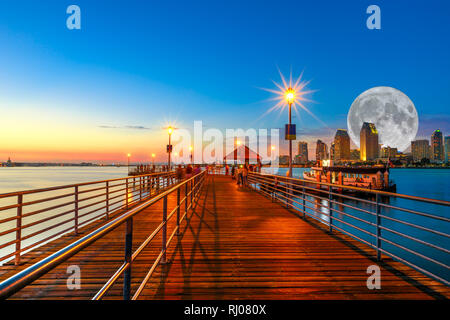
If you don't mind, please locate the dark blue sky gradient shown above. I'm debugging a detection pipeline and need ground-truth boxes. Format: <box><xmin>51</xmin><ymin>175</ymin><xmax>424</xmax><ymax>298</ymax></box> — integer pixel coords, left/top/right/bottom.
<box><xmin>0</xmin><ymin>0</ymin><xmax>449</xmax><ymax>145</ymax></box>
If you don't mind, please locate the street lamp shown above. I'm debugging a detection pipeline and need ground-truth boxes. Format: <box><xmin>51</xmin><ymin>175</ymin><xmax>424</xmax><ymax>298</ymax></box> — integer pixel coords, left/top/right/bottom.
<box><xmin>167</xmin><ymin>126</ymin><xmax>173</xmax><ymax>170</ymax></box>
<box><xmin>261</xmin><ymin>70</ymin><xmax>314</xmax><ymax>178</ymax></box>
<box><xmin>127</xmin><ymin>153</ymin><xmax>131</xmax><ymax>168</ymax></box>
<box><xmin>285</xmin><ymin>87</ymin><xmax>295</xmax><ymax>177</ymax></box>
<box><xmin>189</xmin><ymin>145</ymin><xmax>193</xmax><ymax>165</ymax></box>
<box><xmin>151</xmin><ymin>153</ymin><xmax>155</xmax><ymax>166</ymax></box>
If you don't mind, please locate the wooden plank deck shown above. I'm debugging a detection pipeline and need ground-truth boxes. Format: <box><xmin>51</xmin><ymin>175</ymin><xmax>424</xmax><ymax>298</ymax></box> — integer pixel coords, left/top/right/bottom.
<box><xmin>1</xmin><ymin>175</ymin><xmax>449</xmax><ymax>299</ymax></box>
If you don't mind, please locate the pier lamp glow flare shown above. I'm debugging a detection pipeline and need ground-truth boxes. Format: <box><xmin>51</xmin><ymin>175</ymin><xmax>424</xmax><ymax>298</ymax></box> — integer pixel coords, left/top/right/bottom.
<box><xmin>261</xmin><ymin>69</ymin><xmax>316</xmax><ymax>120</ymax></box>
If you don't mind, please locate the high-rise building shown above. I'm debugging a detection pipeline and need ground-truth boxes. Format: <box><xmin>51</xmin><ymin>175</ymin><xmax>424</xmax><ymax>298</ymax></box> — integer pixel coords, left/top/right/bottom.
<box><xmin>381</xmin><ymin>146</ymin><xmax>398</xmax><ymax>159</ymax></box>
<box><xmin>431</xmin><ymin>130</ymin><xmax>444</xmax><ymax>162</ymax></box>
<box><xmin>334</xmin><ymin>129</ymin><xmax>350</xmax><ymax>161</ymax></box>
<box><xmin>445</xmin><ymin>136</ymin><xmax>450</xmax><ymax>163</ymax></box>
<box><xmin>360</xmin><ymin>122</ymin><xmax>379</xmax><ymax>161</ymax></box>
<box><xmin>411</xmin><ymin>140</ymin><xmax>430</xmax><ymax>162</ymax></box>
<box><xmin>330</xmin><ymin>143</ymin><xmax>335</xmax><ymax>160</ymax></box>
<box><xmin>297</xmin><ymin>141</ymin><xmax>308</xmax><ymax>163</ymax></box>
<box><xmin>350</xmin><ymin>149</ymin><xmax>360</xmax><ymax>160</ymax></box>
<box><xmin>315</xmin><ymin>140</ymin><xmax>328</xmax><ymax>160</ymax></box>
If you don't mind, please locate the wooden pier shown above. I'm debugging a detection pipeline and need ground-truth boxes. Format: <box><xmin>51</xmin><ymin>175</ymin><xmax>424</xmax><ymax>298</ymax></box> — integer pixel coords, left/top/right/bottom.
<box><xmin>0</xmin><ymin>175</ymin><xmax>449</xmax><ymax>299</ymax></box>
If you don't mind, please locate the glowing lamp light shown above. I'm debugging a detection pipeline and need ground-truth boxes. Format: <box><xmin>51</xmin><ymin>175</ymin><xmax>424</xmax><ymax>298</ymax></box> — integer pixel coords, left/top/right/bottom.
<box><xmin>236</xmin><ymin>140</ymin><xmax>241</xmax><ymax>146</ymax></box>
<box><xmin>285</xmin><ymin>88</ymin><xmax>295</xmax><ymax>104</ymax></box>
<box><xmin>151</xmin><ymin>153</ymin><xmax>155</xmax><ymax>158</ymax></box>
<box><xmin>168</xmin><ymin>127</ymin><xmax>174</xmax><ymax>135</ymax></box>
<box><xmin>189</xmin><ymin>146</ymin><xmax>193</xmax><ymax>151</ymax></box>
<box><xmin>271</xmin><ymin>145</ymin><xmax>276</xmax><ymax>151</ymax></box>
<box><xmin>127</xmin><ymin>153</ymin><xmax>131</xmax><ymax>157</ymax></box>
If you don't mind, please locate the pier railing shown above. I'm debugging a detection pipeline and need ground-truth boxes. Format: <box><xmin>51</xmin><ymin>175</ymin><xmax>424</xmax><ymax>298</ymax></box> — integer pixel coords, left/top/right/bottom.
<box><xmin>0</xmin><ymin>171</ymin><xmax>206</xmax><ymax>300</ymax></box>
<box><xmin>247</xmin><ymin>172</ymin><xmax>450</xmax><ymax>286</ymax></box>
<box><xmin>0</xmin><ymin>171</ymin><xmax>177</xmax><ymax>266</ymax></box>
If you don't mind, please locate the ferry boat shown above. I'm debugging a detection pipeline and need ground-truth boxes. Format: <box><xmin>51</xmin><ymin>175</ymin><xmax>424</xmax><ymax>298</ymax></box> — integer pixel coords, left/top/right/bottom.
<box><xmin>302</xmin><ymin>161</ymin><xmax>396</xmax><ymax>192</ymax></box>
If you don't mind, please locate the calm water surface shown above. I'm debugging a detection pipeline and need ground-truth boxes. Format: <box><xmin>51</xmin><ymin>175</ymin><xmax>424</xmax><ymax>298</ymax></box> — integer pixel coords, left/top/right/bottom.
<box><xmin>0</xmin><ymin>167</ymin><xmax>129</xmax><ymax>194</ymax></box>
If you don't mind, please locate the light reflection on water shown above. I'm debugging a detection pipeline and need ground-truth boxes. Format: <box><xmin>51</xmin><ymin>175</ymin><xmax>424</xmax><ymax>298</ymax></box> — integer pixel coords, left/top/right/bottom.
<box><xmin>262</xmin><ymin>167</ymin><xmax>450</xmax><ymax>283</ymax></box>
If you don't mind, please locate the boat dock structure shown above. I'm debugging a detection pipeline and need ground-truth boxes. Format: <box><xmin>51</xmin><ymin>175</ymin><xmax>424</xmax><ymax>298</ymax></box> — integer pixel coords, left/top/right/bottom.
<box><xmin>0</xmin><ymin>170</ymin><xmax>449</xmax><ymax>300</ymax></box>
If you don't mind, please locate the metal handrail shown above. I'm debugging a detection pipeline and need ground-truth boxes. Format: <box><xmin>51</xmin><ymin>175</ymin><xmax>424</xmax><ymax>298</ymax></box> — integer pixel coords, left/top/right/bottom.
<box><xmin>247</xmin><ymin>172</ymin><xmax>450</xmax><ymax>286</ymax></box>
<box><xmin>0</xmin><ymin>171</ymin><xmax>176</xmax><ymax>265</ymax></box>
<box><xmin>0</xmin><ymin>171</ymin><xmax>206</xmax><ymax>300</ymax></box>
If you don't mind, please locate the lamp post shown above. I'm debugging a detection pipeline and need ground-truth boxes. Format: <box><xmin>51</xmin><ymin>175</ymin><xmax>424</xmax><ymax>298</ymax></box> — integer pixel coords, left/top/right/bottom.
<box><xmin>167</xmin><ymin>127</ymin><xmax>173</xmax><ymax>170</ymax></box>
<box><xmin>189</xmin><ymin>146</ymin><xmax>193</xmax><ymax>165</ymax></box>
<box><xmin>285</xmin><ymin>88</ymin><xmax>295</xmax><ymax>178</ymax></box>
<box><xmin>127</xmin><ymin>153</ymin><xmax>131</xmax><ymax>169</ymax></box>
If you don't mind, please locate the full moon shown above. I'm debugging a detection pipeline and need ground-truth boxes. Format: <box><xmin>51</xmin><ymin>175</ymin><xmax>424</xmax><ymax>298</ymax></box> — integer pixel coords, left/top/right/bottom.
<box><xmin>347</xmin><ymin>86</ymin><xmax>418</xmax><ymax>152</ymax></box>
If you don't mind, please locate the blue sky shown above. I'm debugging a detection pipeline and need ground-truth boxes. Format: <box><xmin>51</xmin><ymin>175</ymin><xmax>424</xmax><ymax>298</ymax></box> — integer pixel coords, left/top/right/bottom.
<box><xmin>0</xmin><ymin>0</ymin><xmax>449</xmax><ymax>161</ymax></box>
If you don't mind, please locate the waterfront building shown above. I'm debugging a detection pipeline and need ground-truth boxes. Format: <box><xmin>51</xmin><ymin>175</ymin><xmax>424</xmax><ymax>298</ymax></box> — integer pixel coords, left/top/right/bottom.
<box><xmin>381</xmin><ymin>146</ymin><xmax>398</xmax><ymax>159</ymax></box>
<box><xmin>297</xmin><ymin>141</ymin><xmax>308</xmax><ymax>164</ymax></box>
<box><xmin>445</xmin><ymin>136</ymin><xmax>450</xmax><ymax>163</ymax></box>
<box><xmin>431</xmin><ymin>130</ymin><xmax>444</xmax><ymax>162</ymax></box>
<box><xmin>360</xmin><ymin>122</ymin><xmax>379</xmax><ymax>161</ymax></box>
<box><xmin>411</xmin><ymin>140</ymin><xmax>430</xmax><ymax>162</ymax></box>
<box><xmin>333</xmin><ymin>129</ymin><xmax>350</xmax><ymax>161</ymax></box>
<box><xmin>315</xmin><ymin>140</ymin><xmax>328</xmax><ymax>161</ymax></box>
<box><xmin>350</xmin><ymin>149</ymin><xmax>360</xmax><ymax>160</ymax></box>
<box><xmin>278</xmin><ymin>155</ymin><xmax>290</xmax><ymax>165</ymax></box>
<box><xmin>329</xmin><ymin>142</ymin><xmax>335</xmax><ymax>160</ymax></box>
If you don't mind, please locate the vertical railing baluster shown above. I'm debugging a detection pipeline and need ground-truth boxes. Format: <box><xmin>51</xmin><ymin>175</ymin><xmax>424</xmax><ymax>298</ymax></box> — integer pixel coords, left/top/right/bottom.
<box><xmin>74</xmin><ymin>186</ymin><xmax>79</xmax><ymax>235</ymax></box>
<box><xmin>329</xmin><ymin>185</ymin><xmax>333</xmax><ymax>233</ymax></box>
<box><xmin>190</xmin><ymin>180</ymin><xmax>193</xmax><ymax>205</ymax></box>
<box><xmin>161</xmin><ymin>195</ymin><xmax>168</xmax><ymax>264</ymax></box>
<box><xmin>139</xmin><ymin>176</ymin><xmax>142</xmax><ymax>201</ymax></box>
<box><xmin>126</xmin><ymin>178</ymin><xmax>129</xmax><ymax>209</ymax></box>
<box><xmin>176</xmin><ymin>188</ymin><xmax>180</xmax><ymax>236</ymax></box>
<box><xmin>302</xmin><ymin>182</ymin><xmax>306</xmax><ymax>219</ymax></box>
<box><xmin>15</xmin><ymin>194</ymin><xmax>23</xmax><ymax>265</ymax></box>
<box><xmin>105</xmin><ymin>181</ymin><xmax>109</xmax><ymax>220</ymax></box>
<box><xmin>123</xmin><ymin>218</ymin><xmax>133</xmax><ymax>300</ymax></box>
<box><xmin>376</xmin><ymin>194</ymin><xmax>381</xmax><ymax>261</ymax></box>
<box><xmin>185</xmin><ymin>181</ymin><xmax>188</xmax><ymax>214</ymax></box>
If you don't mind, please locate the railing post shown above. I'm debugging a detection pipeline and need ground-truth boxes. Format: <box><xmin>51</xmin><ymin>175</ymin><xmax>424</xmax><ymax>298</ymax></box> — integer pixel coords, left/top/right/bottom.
<box><xmin>123</xmin><ymin>218</ymin><xmax>133</xmax><ymax>300</ymax></box>
<box><xmin>286</xmin><ymin>178</ymin><xmax>290</xmax><ymax>209</ymax></box>
<box><xmin>74</xmin><ymin>186</ymin><xmax>79</xmax><ymax>235</ymax></box>
<box><xmin>157</xmin><ymin>176</ymin><xmax>160</xmax><ymax>192</ymax></box>
<box><xmin>105</xmin><ymin>181</ymin><xmax>109</xmax><ymax>220</ymax></box>
<box><xmin>139</xmin><ymin>176</ymin><xmax>142</xmax><ymax>201</ymax></box>
<box><xmin>176</xmin><ymin>188</ymin><xmax>181</xmax><ymax>236</ymax></box>
<box><xmin>15</xmin><ymin>194</ymin><xmax>23</xmax><ymax>265</ymax></box>
<box><xmin>328</xmin><ymin>185</ymin><xmax>333</xmax><ymax>233</ymax></box>
<box><xmin>190</xmin><ymin>180</ymin><xmax>193</xmax><ymax>205</ymax></box>
<box><xmin>161</xmin><ymin>195</ymin><xmax>168</xmax><ymax>264</ymax></box>
<box><xmin>185</xmin><ymin>181</ymin><xmax>188</xmax><ymax>215</ymax></box>
<box><xmin>126</xmin><ymin>178</ymin><xmax>129</xmax><ymax>209</ymax></box>
<box><xmin>302</xmin><ymin>182</ymin><xmax>306</xmax><ymax>219</ymax></box>
<box><xmin>376</xmin><ymin>194</ymin><xmax>381</xmax><ymax>261</ymax></box>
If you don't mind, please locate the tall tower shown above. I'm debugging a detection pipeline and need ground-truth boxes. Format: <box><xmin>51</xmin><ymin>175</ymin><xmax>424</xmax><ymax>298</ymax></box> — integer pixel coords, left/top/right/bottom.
<box><xmin>334</xmin><ymin>129</ymin><xmax>350</xmax><ymax>161</ymax></box>
<box><xmin>411</xmin><ymin>140</ymin><xmax>430</xmax><ymax>162</ymax></box>
<box><xmin>445</xmin><ymin>136</ymin><xmax>450</xmax><ymax>163</ymax></box>
<box><xmin>315</xmin><ymin>140</ymin><xmax>328</xmax><ymax>160</ymax></box>
<box><xmin>431</xmin><ymin>130</ymin><xmax>444</xmax><ymax>162</ymax></box>
<box><xmin>297</xmin><ymin>141</ymin><xmax>308</xmax><ymax>163</ymax></box>
<box><xmin>360</xmin><ymin>122</ymin><xmax>379</xmax><ymax>161</ymax></box>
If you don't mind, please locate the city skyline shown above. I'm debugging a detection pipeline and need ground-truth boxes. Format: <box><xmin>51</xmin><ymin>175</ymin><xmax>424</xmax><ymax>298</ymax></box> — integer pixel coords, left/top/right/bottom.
<box><xmin>1</xmin><ymin>1</ymin><xmax>450</xmax><ymax>163</ymax></box>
